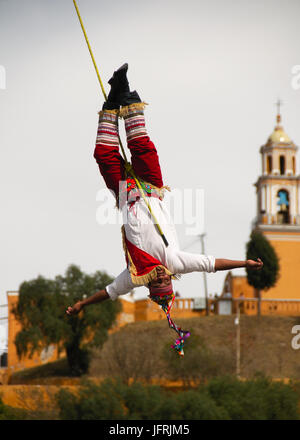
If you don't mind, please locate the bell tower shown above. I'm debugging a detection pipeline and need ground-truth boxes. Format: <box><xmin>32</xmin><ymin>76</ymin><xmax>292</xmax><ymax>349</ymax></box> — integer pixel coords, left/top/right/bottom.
<box><xmin>253</xmin><ymin>101</ymin><xmax>300</xmax><ymax>299</ymax></box>
<box><xmin>255</xmin><ymin>100</ymin><xmax>300</xmax><ymax>227</ymax></box>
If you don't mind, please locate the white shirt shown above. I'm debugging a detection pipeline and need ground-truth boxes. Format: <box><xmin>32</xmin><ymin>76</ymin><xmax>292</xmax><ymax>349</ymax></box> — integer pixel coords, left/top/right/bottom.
<box><xmin>106</xmin><ymin>195</ymin><xmax>216</xmax><ymax>300</ymax></box>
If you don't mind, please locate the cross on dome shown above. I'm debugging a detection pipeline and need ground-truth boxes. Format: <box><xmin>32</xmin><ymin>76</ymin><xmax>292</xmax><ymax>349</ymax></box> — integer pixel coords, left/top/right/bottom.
<box><xmin>275</xmin><ymin>98</ymin><xmax>283</xmax><ymax>124</ymax></box>
<box><xmin>267</xmin><ymin>98</ymin><xmax>291</xmax><ymax>144</ymax></box>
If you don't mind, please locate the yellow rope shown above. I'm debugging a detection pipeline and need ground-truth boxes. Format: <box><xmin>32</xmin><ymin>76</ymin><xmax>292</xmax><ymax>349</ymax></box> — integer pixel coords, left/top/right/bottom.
<box><xmin>72</xmin><ymin>0</ymin><xmax>168</xmax><ymax>247</ymax></box>
<box><xmin>73</xmin><ymin>0</ymin><xmax>107</xmax><ymax>100</ymax></box>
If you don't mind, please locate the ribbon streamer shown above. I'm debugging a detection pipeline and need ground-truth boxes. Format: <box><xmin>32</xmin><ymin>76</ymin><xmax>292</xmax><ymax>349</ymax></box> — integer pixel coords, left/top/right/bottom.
<box><xmin>150</xmin><ymin>294</ymin><xmax>191</xmax><ymax>356</ymax></box>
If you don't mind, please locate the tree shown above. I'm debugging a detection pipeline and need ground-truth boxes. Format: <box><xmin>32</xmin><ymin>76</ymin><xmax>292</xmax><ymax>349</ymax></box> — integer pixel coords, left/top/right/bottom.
<box><xmin>55</xmin><ymin>378</ymin><xmax>229</xmax><ymax>420</ymax></box>
<box><xmin>13</xmin><ymin>265</ymin><xmax>120</xmax><ymax>376</ymax></box>
<box><xmin>246</xmin><ymin>231</ymin><xmax>280</xmax><ymax>316</ymax></box>
<box><xmin>204</xmin><ymin>375</ymin><xmax>299</xmax><ymax>420</ymax></box>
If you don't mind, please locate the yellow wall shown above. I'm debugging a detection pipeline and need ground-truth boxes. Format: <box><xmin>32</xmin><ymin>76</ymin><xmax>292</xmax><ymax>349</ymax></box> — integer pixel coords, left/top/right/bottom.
<box><xmin>262</xmin><ymin>231</ymin><xmax>300</xmax><ymax>300</ymax></box>
<box><xmin>223</xmin><ymin>271</ymin><xmax>300</xmax><ymax>316</ymax></box>
<box><xmin>231</xmin><ymin>276</ymin><xmax>255</xmax><ymax>299</ymax></box>
<box><xmin>113</xmin><ymin>297</ymin><xmax>135</xmax><ymax>328</ymax></box>
<box><xmin>118</xmin><ymin>297</ymin><xmax>207</xmax><ymax>324</ymax></box>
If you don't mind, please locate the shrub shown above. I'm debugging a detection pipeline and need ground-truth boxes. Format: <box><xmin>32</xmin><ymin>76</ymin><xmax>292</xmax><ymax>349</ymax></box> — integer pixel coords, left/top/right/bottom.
<box><xmin>173</xmin><ymin>390</ymin><xmax>230</xmax><ymax>420</ymax></box>
<box><xmin>118</xmin><ymin>381</ymin><xmax>169</xmax><ymax>420</ymax></box>
<box><xmin>203</xmin><ymin>376</ymin><xmax>299</xmax><ymax>420</ymax></box>
<box><xmin>55</xmin><ymin>377</ymin><xmax>300</xmax><ymax>420</ymax></box>
<box><xmin>56</xmin><ymin>379</ymin><xmax>126</xmax><ymax>420</ymax></box>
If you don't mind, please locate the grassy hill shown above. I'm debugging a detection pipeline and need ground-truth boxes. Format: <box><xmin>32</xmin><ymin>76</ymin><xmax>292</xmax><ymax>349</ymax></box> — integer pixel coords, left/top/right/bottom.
<box><xmin>10</xmin><ymin>315</ymin><xmax>300</xmax><ymax>385</ymax></box>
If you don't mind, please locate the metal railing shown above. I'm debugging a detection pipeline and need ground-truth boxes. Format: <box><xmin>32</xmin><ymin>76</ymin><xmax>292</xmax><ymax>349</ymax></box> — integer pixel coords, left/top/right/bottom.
<box><xmin>231</xmin><ymin>297</ymin><xmax>300</xmax><ymax>316</ymax></box>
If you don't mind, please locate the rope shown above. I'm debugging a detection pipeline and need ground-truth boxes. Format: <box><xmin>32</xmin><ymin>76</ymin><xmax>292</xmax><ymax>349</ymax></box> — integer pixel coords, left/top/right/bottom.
<box><xmin>72</xmin><ymin>0</ymin><xmax>107</xmax><ymax>101</ymax></box>
<box><xmin>72</xmin><ymin>0</ymin><xmax>168</xmax><ymax>247</ymax></box>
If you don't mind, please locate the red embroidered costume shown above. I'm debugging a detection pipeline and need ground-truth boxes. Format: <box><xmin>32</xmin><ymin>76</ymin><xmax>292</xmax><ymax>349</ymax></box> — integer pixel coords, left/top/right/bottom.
<box><xmin>94</xmin><ymin>103</ymin><xmax>216</xmax><ymax>297</ymax></box>
<box><xmin>93</xmin><ymin>64</ymin><xmax>215</xmax><ymax>355</ymax></box>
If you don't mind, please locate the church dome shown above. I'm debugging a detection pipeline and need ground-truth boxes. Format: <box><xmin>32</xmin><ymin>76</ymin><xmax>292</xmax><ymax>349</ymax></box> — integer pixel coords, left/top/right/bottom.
<box><xmin>267</xmin><ymin>110</ymin><xmax>291</xmax><ymax>144</ymax></box>
<box><xmin>268</xmin><ymin>126</ymin><xmax>291</xmax><ymax>144</ymax></box>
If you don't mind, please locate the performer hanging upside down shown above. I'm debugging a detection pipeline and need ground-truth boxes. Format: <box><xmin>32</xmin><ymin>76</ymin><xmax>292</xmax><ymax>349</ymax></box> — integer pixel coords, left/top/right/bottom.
<box><xmin>66</xmin><ymin>64</ymin><xmax>263</xmax><ymax>355</ymax></box>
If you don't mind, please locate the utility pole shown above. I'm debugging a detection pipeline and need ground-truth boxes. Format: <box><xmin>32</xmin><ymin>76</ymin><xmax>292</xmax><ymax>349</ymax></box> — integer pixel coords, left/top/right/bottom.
<box><xmin>199</xmin><ymin>234</ymin><xmax>209</xmax><ymax>316</ymax></box>
<box><xmin>235</xmin><ymin>301</ymin><xmax>241</xmax><ymax>379</ymax></box>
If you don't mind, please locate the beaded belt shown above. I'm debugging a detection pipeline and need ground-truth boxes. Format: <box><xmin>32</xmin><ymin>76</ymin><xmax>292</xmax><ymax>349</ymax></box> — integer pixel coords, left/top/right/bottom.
<box><xmin>122</xmin><ymin>177</ymin><xmax>163</xmax><ymax>205</ymax></box>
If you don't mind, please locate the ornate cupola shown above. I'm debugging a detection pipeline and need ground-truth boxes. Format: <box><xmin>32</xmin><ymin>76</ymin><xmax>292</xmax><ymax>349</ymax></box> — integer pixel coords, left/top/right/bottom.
<box><xmin>254</xmin><ymin>100</ymin><xmax>300</xmax><ymax>228</ymax></box>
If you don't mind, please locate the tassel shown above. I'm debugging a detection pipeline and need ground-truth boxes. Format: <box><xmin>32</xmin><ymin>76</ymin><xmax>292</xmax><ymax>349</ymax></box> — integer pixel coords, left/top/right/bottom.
<box><xmin>97</xmin><ymin>108</ymin><xmax>120</xmax><ymax>117</ymax></box>
<box><xmin>119</xmin><ymin>102</ymin><xmax>148</xmax><ymax>118</ymax></box>
<box><xmin>130</xmin><ymin>265</ymin><xmax>174</xmax><ymax>285</ymax></box>
<box><xmin>150</xmin><ymin>293</ymin><xmax>191</xmax><ymax>356</ymax></box>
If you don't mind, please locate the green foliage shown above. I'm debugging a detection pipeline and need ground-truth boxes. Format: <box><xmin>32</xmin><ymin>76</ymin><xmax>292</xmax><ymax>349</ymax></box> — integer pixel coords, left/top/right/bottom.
<box><xmin>204</xmin><ymin>376</ymin><xmax>299</xmax><ymax>420</ymax></box>
<box><xmin>119</xmin><ymin>381</ymin><xmax>168</xmax><ymax>420</ymax></box>
<box><xmin>13</xmin><ymin>264</ymin><xmax>121</xmax><ymax>376</ymax></box>
<box><xmin>246</xmin><ymin>231</ymin><xmax>280</xmax><ymax>290</ymax></box>
<box><xmin>55</xmin><ymin>377</ymin><xmax>300</xmax><ymax>420</ymax></box>
<box><xmin>173</xmin><ymin>389</ymin><xmax>230</xmax><ymax>420</ymax></box>
<box><xmin>56</xmin><ymin>379</ymin><xmax>127</xmax><ymax>420</ymax></box>
<box><xmin>55</xmin><ymin>378</ymin><xmax>225</xmax><ymax>420</ymax></box>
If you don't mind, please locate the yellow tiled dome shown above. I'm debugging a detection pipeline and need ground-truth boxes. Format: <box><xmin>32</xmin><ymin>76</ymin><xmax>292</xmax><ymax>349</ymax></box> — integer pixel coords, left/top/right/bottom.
<box><xmin>268</xmin><ymin>126</ymin><xmax>291</xmax><ymax>144</ymax></box>
<box><xmin>268</xmin><ymin>112</ymin><xmax>291</xmax><ymax>144</ymax></box>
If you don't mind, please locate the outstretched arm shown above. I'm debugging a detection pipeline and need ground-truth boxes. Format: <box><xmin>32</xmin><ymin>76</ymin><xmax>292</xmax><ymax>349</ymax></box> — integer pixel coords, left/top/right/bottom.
<box><xmin>65</xmin><ymin>268</ymin><xmax>137</xmax><ymax>316</ymax></box>
<box><xmin>215</xmin><ymin>258</ymin><xmax>263</xmax><ymax>271</ymax></box>
<box><xmin>66</xmin><ymin>289</ymin><xmax>109</xmax><ymax>316</ymax></box>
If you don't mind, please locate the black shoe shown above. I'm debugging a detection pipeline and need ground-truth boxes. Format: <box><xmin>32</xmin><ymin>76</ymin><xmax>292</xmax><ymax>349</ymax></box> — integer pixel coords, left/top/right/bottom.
<box><xmin>119</xmin><ymin>90</ymin><xmax>141</xmax><ymax>107</ymax></box>
<box><xmin>102</xmin><ymin>101</ymin><xmax>120</xmax><ymax>111</ymax></box>
<box><xmin>107</xmin><ymin>63</ymin><xmax>129</xmax><ymax>102</ymax></box>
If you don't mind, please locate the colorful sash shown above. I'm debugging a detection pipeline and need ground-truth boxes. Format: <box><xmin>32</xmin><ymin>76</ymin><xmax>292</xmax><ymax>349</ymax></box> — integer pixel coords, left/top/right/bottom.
<box><xmin>149</xmin><ymin>292</ymin><xmax>191</xmax><ymax>356</ymax></box>
<box><xmin>120</xmin><ymin>177</ymin><xmax>168</xmax><ymax>205</ymax></box>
